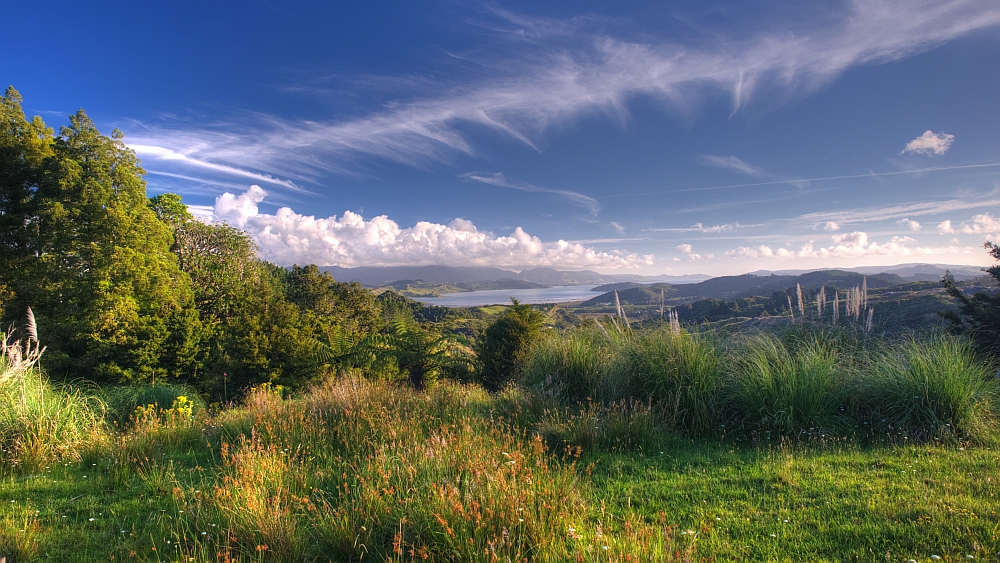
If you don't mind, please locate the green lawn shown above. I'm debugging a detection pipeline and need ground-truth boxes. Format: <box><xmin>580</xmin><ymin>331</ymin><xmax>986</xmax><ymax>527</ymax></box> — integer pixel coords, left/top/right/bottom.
<box><xmin>587</xmin><ymin>442</ymin><xmax>999</xmax><ymax>562</ymax></box>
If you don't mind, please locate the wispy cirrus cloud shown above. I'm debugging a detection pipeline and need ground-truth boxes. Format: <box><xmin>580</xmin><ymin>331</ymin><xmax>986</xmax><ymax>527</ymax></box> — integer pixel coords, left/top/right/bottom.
<box><xmin>130</xmin><ymin>144</ymin><xmax>309</xmax><ymax>193</ymax></box>
<box><xmin>698</xmin><ymin>155</ymin><xmax>766</xmax><ymax>177</ymax></box>
<box><xmin>126</xmin><ymin>0</ymin><xmax>1000</xmax><ymax>196</ymax></box>
<box><xmin>798</xmin><ymin>197</ymin><xmax>1000</xmax><ymax>226</ymax></box>
<box><xmin>459</xmin><ymin>172</ymin><xmax>600</xmax><ymax>216</ymax></box>
<box><xmin>646</xmin><ymin>222</ymin><xmax>742</xmax><ymax>233</ymax></box>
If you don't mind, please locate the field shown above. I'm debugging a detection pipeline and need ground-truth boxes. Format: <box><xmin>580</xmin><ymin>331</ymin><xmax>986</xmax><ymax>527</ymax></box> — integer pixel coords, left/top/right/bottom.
<box><xmin>2</xmin><ymin>324</ymin><xmax>1000</xmax><ymax>562</ymax></box>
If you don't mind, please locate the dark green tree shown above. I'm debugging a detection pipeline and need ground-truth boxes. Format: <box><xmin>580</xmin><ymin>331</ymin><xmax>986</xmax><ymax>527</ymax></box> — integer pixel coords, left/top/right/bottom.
<box><xmin>286</xmin><ymin>265</ymin><xmax>382</xmax><ymax>338</ymax></box>
<box><xmin>942</xmin><ymin>241</ymin><xmax>1000</xmax><ymax>358</ymax></box>
<box><xmin>0</xmin><ymin>88</ymin><xmax>202</xmax><ymax>382</ymax></box>
<box><xmin>476</xmin><ymin>299</ymin><xmax>545</xmax><ymax>392</ymax></box>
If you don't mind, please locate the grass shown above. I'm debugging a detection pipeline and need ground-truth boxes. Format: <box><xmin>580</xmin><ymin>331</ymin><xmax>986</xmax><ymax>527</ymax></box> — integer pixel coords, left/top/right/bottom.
<box><xmin>2</xmin><ymin>327</ymin><xmax>1000</xmax><ymax>561</ymax></box>
<box><xmin>859</xmin><ymin>333</ymin><xmax>1000</xmax><ymax>441</ymax></box>
<box><xmin>588</xmin><ymin>440</ymin><xmax>1000</xmax><ymax>562</ymax></box>
<box><xmin>1</xmin><ymin>378</ymin><xmax>998</xmax><ymax>562</ymax></box>
<box><xmin>725</xmin><ymin>331</ymin><xmax>847</xmax><ymax>435</ymax></box>
<box><xmin>0</xmin><ymin>337</ymin><xmax>106</xmax><ymax>471</ymax></box>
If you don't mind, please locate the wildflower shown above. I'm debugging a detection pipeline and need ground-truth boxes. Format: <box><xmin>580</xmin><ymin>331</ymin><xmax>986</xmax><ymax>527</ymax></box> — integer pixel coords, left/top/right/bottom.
<box><xmin>89</xmin><ymin>518</ymin><xmax>95</xmax><ymax>521</ymax></box>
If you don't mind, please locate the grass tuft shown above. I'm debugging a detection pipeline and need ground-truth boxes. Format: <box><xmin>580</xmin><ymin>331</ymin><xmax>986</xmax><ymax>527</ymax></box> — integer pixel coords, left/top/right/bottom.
<box><xmin>860</xmin><ymin>333</ymin><xmax>999</xmax><ymax>441</ymax></box>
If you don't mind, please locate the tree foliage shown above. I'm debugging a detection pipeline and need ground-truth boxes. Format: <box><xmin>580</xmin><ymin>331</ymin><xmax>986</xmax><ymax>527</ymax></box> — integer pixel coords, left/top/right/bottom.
<box><xmin>1</xmin><ymin>87</ymin><xmax>202</xmax><ymax>382</ymax></box>
<box><xmin>942</xmin><ymin>242</ymin><xmax>1000</xmax><ymax>358</ymax></box>
<box><xmin>0</xmin><ymin>87</ymin><xmax>393</xmax><ymax>396</ymax></box>
<box><xmin>476</xmin><ymin>299</ymin><xmax>544</xmax><ymax>392</ymax></box>
<box><xmin>348</xmin><ymin>319</ymin><xmax>472</xmax><ymax>389</ymax></box>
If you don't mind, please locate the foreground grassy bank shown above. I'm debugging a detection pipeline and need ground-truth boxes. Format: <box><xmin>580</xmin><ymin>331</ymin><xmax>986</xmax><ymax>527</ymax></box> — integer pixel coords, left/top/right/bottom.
<box><xmin>1</xmin><ymin>373</ymin><xmax>998</xmax><ymax>562</ymax></box>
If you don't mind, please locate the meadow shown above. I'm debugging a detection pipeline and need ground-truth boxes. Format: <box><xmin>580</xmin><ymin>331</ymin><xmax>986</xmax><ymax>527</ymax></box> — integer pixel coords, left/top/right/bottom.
<box><xmin>2</xmin><ymin>323</ymin><xmax>999</xmax><ymax>563</ymax></box>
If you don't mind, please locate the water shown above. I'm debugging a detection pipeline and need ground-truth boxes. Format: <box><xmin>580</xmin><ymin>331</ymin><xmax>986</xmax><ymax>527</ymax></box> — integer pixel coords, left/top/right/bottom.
<box><xmin>414</xmin><ymin>285</ymin><xmax>601</xmax><ymax>307</ymax></box>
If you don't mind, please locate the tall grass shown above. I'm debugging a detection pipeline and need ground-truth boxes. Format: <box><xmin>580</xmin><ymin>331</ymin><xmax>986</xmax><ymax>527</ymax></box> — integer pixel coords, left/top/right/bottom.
<box><xmin>0</xmin><ymin>335</ymin><xmax>106</xmax><ymax>469</ymax></box>
<box><xmin>724</xmin><ymin>332</ymin><xmax>848</xmax><ymax>434</ymax></box>
<box><xmin>859</xmin><ymin>333</ymin><xmax>999</xmax><ymax>441</ymax></box>
<box><xmin>623</xmin><ymin>327</ymin><xmax>722</xmax><ymax>433</ymax></box>
<box><xmin>101</xmin><ymin>382</ymin><xmax>205</xmax><ymax>427</ymax></box>
<box><xmin>174</xmin><ymin>377</ymin><xmax>685</xmax><ymax>562</ymax></box>
<box><xmin>522</xmin><ymin>327</ymin><xmax>615</xmax><ymax>402</ymax></box>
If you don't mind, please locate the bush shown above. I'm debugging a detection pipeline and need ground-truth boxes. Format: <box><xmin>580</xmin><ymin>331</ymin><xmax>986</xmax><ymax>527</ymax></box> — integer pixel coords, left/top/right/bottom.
<box><xmin>725</xmin><ymin>332</ymin><xmax>848</xmax><ymax>435</ymax></box>
<box><xmin>476</xmin><ymin>300</ymin><xmax>544</xmax><ymax>392</ymax></box>
<box><xmin>860</xmin><ymin>333</ymin><xmax>998</xmax><ymax>440</ymax></box>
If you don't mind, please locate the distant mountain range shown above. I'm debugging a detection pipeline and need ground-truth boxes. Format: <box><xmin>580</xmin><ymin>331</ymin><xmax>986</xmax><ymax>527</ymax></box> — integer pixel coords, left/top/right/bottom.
<box><xmin>320</xmin><ymin>263</ymin><xmax>986</xmax><ymax>292</ymax></box>
<box><xmin>750</xmin><ymin>263</ymin><xmax>985</xmax><ymax>282</ymax></box>
<box><xmin>320</xmin><ymin>265</ymin><xmax>709</xmax><ymax>288</ymax></box>
<box><xmin>580</xmin><ymin>270</ymin><xmax>915</xmax><ymax>307</ymax></box>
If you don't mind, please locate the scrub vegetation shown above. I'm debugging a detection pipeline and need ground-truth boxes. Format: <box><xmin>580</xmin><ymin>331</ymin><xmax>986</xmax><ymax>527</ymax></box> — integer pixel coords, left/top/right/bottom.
<box><xmin>3</xmin><ymin>88</ymin><xmax>1000</xmax><ymax>561</ymax></box>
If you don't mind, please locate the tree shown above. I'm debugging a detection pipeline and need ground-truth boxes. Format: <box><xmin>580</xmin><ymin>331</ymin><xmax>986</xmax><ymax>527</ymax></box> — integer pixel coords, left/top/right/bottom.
<box><xmin>285</xmin><ymin>265</ymin><xmax>382</xmax><ymax>338</ymax></box>
<box><xmin>942</xmin><ymin>242</ymin><xmax>1000</xmax><ymax>358</ymax></box>
<box><xmin>0</xmin><ymin>88</ymin><xmax>202</xmax><ymax>382</ymax></box>
<box><xmin>476</xmin><ymin>299</ymin><xmax>544</xmax><ymax>392</ymax></box>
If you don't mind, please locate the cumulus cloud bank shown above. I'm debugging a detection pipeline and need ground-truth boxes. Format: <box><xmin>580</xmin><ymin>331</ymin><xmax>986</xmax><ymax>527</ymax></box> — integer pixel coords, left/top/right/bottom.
<box><xmin>961</xmin><ymin>213</ymin><xmax>1000</xmax><ymax>237</ymax></box>
<box><xmin>727</xmin><ymin>231</ymin><xmax>965</xmax><ymax>260</ymax></box>
<box><xmin>205</xmin><ymin>186</ymin><xmax>651</xmax><ymax>269</ymax></box>
<box><xmin>901</xmin><ymin>130</ymin><xmax>955</xmax><ymax>156</ymax></box>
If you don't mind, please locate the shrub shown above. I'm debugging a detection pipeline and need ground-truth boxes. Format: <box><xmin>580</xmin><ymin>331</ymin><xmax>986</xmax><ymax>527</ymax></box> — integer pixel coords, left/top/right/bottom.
<box><xmin>725</xmin><ymin>332</ymin><xmax>848</xmax><ymax>435</ymax></box>
<box><xmin>476</xmin><ymin>299</ymin><xmax>544</xmax><ymax>392</ymax></box>
<box><xmin>860</xmin><ymin>333</ymin><xmax>998</xmax><ymax>440</ymax></box>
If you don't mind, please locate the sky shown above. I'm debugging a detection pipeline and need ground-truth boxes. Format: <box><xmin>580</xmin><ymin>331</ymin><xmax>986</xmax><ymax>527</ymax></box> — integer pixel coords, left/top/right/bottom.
<box><xmin>4</xmin><ymin>0</ymin><xmax>1000</xmax><ymax>275</ymax></box>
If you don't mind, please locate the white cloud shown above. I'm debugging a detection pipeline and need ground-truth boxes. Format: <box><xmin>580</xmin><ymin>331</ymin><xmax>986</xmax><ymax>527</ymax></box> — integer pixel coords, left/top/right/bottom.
<box><xmin>698</xmin><ymin>155</ymin><xmax>766</xmax><ymax>177</ymax></box>
<box><xmin>799</xmin><ymin>197</ymin><xmax>1000</xmax><ymax>225</ymax></box>
<box><xmin>648</xmin><ymin>222</ymin><xmax>740</xmax><ymax>233</ymax></box>
<box><xmin>185</xmin><ymin>204</ymin><xmax>215</xmax><ymax>221</ymax></box>
<box><xmin>460</xmin><ymin>172</ymin><xmax>600</xmax><ymax>216</ymax></box>
<box><xmin>687</xmin><ymin>253</ymin><xmax>714</xmax><ymax>261</ymax></box>
<box><xmin>207</xmin><ymin>186</ymin><xmax>651</xmax><ymax>269</ymax></box>
<box><xmin>726</xmin><ymin>245</ymin><xmax>775</xmax><ymax>258</ymax></box>
<box><xmin>675</xmin><ymin>243</ymin><xmax>693</xmax><ymax>254</ymax></box>
<box><xmin>896</xmin><ymin>218</ymin><xmax>922</xmax><ymax>231</ymax></box>
<box><xmin>610</xmin><ymin>221</ymin><xmax>625</xmax><ymax>234</ymax></box>
<box><xmin>938</xmin><ymin>220</ymin><xmax>955</xmax><ymax>234</ymax></box>
<box><xmin>902</xmin><ymin>130</ymin><xmax>955</xmax><ymax>156</ymax></box>
<box><xmin>961</xmin><ymin>212</ymin><xmax>1000</xmax><ymax>234</ymax></box>
<box><xmin>727</xmin><ymin>231</ymin><xmax>967</xmax><ymax>260</ymax></box>
<box><xmin>131</xmin><ymin>145</ymin><xmax>308</xmax><ymax>193</ymax></box>
<box><xmin>823</xmin><ymin>221</ymin><xmax>840</xmax><ymax>232</ymax></box>
<box><xmin>127</xmin><ymin>1</ymin><xmax>1000</xmax><ymax>192</ymax></box>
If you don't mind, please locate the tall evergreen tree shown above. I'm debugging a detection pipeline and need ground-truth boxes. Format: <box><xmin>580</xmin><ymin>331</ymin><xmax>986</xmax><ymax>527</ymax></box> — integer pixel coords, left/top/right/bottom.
<box><xmin>0</xmin><ymin>87</ymin><xmax>202</xmax><ymax>382</ymax></box>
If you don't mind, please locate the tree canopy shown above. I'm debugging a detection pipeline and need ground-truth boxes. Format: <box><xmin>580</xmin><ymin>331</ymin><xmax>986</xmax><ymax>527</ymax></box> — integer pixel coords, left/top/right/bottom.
<box><xmin>0</xmin><ymin>87</ymin><xmax>399</xmax><ymax>396</ymax></box>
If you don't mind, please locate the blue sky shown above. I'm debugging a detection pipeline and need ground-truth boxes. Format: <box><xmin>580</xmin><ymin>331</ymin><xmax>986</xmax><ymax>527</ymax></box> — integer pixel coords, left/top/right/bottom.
<box><xmin>5</xmin><ymin>0</ymin><xmax>1000</xmax><ymax>275</ymax></box>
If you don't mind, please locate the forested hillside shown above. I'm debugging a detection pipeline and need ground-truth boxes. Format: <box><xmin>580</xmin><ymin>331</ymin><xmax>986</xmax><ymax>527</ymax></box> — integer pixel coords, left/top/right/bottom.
<box><xmin>0</xmin><ymin>88</ymin><xmax>391</xmax><ymax>396</ymax></box>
